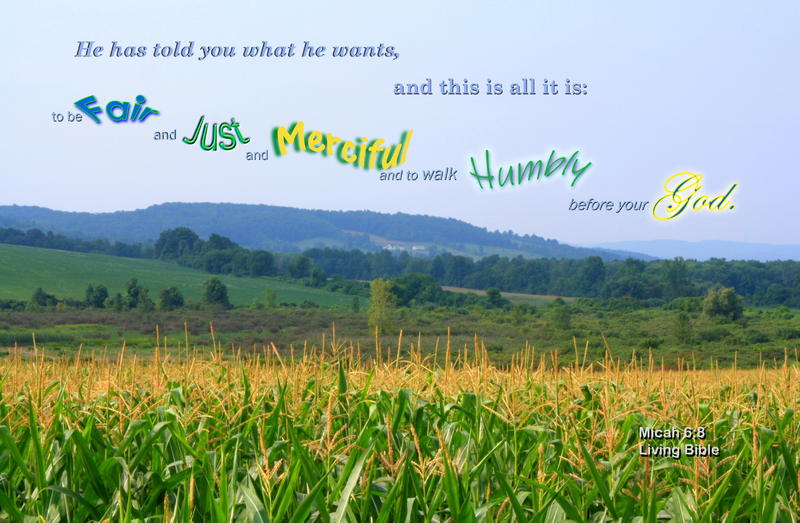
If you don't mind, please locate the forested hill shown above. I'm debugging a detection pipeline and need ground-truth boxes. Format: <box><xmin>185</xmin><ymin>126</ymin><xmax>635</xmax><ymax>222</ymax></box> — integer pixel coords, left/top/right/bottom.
<box><xmin>0</xmin><ymin>203</ymin><xmax>647</xmax><ymax>260</ymax></box>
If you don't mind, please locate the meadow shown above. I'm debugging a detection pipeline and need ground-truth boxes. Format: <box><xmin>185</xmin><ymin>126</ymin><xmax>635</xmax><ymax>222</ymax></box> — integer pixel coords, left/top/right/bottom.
<box><xmin>1</xmin><ymin>332</ymin><xmax>799</xmax><ymax>521</ymax></box>
<box><xmin>0</xmin><ymin>244</ymin><xmax>354</xmax><ymax>307</ymax></box>
<box><xmin>1</xmin><ymin>302</ymin><xmax>797</xmax><ymax>368</ymax></box>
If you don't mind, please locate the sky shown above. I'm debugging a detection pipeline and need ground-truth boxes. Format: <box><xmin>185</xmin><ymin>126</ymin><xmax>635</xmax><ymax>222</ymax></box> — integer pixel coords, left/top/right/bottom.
<box><xmin>0</xmin><ymin>1</ymin><xmax>797</xmax><ymax>245</ymax></box>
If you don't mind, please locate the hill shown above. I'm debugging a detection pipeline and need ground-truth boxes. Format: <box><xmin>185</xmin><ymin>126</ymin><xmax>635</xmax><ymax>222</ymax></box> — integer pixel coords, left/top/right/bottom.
<box><xmin>0</xmin><ymin>203</ymin><xmax>649</xmax><ymax>260</ymax></box>
<box><xmin>588</xmin><ymin>240</ymin><xmax>800</xmax><ymax>262</ymax></box>
<box><xmin>0</xmin><ymin>244</ymin><xmax>354</xmax><ymax>307</ymax></box>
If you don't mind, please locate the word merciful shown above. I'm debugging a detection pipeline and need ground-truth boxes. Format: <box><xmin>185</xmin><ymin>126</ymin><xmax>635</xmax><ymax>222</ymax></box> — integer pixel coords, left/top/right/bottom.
<box><xmin>652</xmin><ymin>172</ymin><xmax>737</xmax><ymax>221</ymax></box>
<box><xmin>469</xmin><ymin>149</ymin><xmax>591</xmax><ymax>190</ymax></box>
<box><xmin>273</xmin><ymin>122</ymin><xmax>412</xmax><ymax>170</ymax></box>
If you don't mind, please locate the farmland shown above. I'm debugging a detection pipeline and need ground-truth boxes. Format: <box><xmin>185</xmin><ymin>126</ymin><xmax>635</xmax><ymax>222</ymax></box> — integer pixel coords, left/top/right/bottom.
<box><xmin>0</xmin><ymin>337</ymin><xmax>799</xmax><ymax>521</ymax></box>
<box><xmin>2</xmin><ymin>229</ymin><xmax>800</xmax><ymax>519</ymax></box>
<box><xmin>0</xmin><ymin>243</ymin><xmax>355</xmax><ymax>307</ymax></box>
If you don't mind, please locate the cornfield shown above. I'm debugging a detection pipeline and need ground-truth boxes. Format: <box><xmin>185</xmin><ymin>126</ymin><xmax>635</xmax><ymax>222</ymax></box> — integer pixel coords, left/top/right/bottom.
<box><xmin>1</xmin><ymin>329</ymin><xmax>799</xmax><ymax>521</ymax></box>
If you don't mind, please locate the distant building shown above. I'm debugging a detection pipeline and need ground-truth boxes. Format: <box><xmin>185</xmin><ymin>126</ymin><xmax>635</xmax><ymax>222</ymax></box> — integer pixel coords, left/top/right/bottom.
<box><xmin>382</xmin><ymin>244</ymin><xmax>428</xmax><ymax>255</ymax></box>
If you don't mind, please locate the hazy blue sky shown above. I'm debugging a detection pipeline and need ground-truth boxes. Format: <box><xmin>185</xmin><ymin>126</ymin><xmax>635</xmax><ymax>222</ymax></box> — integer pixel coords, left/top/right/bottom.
<box><xmin>1</xmin><ymin>1</ymin><xmax>797</xmax><ymax>245</ymax></box>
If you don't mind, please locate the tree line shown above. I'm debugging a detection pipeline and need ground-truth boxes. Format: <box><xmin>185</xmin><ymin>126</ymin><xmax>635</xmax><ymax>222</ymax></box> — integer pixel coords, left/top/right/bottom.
<box><xmin>1</xmin><ymin>277</ymin><xmax>232</xmax><ymax>312</ymax></box>
<box><xmin>303</xmin><ymin>249</ymin><xmax>800</xmax><ymax>306</ymax></box>
<box><xmin>150</xmin><ymin>229</ymin><xmax>800</xmax><ymax>306</ymax></box>
<box><xmin>0</xmin><ymin>227</ymin><xmax>151</xmax><ymax>258</ymax></box>
<box><xmin>2</xmin><ymin>225</ymin><xmax>798</xmax><ymax>306</ymax></box>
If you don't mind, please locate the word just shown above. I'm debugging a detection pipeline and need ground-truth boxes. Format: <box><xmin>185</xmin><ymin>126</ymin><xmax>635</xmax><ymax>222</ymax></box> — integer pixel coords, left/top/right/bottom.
<box><xmin>74</xmin><ymin>95</ymin><xmax>159</xmax><ymax>124</ymax></box>
<box><xmin>182</xmin><ymin>116</ymin><xmax>251</xmax><ymax>151</ymax></box>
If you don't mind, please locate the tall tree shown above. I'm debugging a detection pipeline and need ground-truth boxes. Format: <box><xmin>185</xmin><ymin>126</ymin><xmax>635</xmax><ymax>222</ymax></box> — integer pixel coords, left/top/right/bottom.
<box><xmin>673</xmin><ymin>312</ymin><xmax>692</xmax><ymax>344</ymax></box>
<box><xmin>368</xmin><ymin>278</ymin><xmax>396</xmax><ymax>333</ymax></box>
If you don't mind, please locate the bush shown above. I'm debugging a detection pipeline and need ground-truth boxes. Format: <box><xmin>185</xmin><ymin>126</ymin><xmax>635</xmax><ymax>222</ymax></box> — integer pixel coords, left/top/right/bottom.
<box><xmin>202</xmin><ymin>277</ymin><xmax>232</xmax><ymax>309</ymax></box>
<box><xmin>744</xmin><ymin>329</ymin><xmax>770</xmax><ymax>344</ymax></box>
<box><xmin>639</xmin><ymin>337</ymin><xmax>664</xmax><ymax>349</ymax></box>
<box><xmin>0</xmin><ymin>299</ymin><xmax>25</xmax><ymax>311</ymax></box>
<box><xmin>776</xmin><ymin>327</ymin><xmax>800</xmax><ymax>340</ymax></box>
<box><xmin>697</xmin><ymin>326</ymin><xmax>731</xmax><ymax>342</ymax></box>
<box><xmin>703</xmin><ymin>287</ymin><xmax>743</xmax><ymax>321</ymax></box>
<box><xmin>668</xmin><ymin>296</ymin><xmax>702</xmax><ymax>313</ymax></box>
<box><xmin>158</xmin><ymin>286</ymin><xmax>185</xmax><ymax>311</ymax></box>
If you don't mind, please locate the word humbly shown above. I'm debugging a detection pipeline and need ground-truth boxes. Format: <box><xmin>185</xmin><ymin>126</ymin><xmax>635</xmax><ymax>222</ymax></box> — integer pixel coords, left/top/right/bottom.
<box><xmin>469</xmin><ymin>149</ymin><xmax>591</xmax><ymax>190</ymax></box>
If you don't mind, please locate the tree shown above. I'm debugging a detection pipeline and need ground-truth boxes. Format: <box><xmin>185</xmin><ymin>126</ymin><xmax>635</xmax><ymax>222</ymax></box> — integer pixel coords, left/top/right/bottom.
<box><xmin>250</xmin><ymin>289</ymin><xmax>277</xmax><ymax>310</ymax></box>
<box><xmin>85</xmin><ymin>284</ymin><xmax>108</xmax><ymax>308</ymax></box>
<box><xmin>205</xmin><ymin>233</ymin><xmax>238</xmax><ymax>252</ymax></box>
<box><xmin>230</xmin><ymin>249</ymin><xmax>251</xmax><ymax>276</ymax></box>
<box><xmin>673</xmin><ymin>311</ymin><xmax>692</xmax><ymax>344</ymax></box>
<box><xmin>578</xmin><ymin>256</ymin><xmax>605</xmax><ymax>296</ymax></box>
<box><xmin>154</xmin><ymin>227</ymin><xmax>202</xmax><ymax>260</ymax></box>
<box><xmin>85</xmin><ymin>284</ymin><xmax>96</xmax><ymax>307</ymax></box>
<box><xmin>288</xmin><ymin>256</ymin><xmax>312</xmax><ymax>278</ymax></box>
<box><xmin>368</xmin><ymin>278</ymin><xmax>396</xmax><ymax>333</ymax></box>
<box><xmin>510</xmin><ymin>304</ymin><xmax>531</xmax><ymax>325</ymax></box>
<box><xmin>765</xmin><ymin>283</ymin><xmax>790</xmax><ymax>305</ymax></box>
<box><xmin>203</xmin><ymin>277</ymin><xmax>232</xmax><ymax>308</ymax></box>
<box><xmin>485</xmin><ymin>287</ymin><xmax>507</xmax><ymax>308</ymax></box>
<box><xmin>202</xmin><ymin>250</ymin><xmax>234</xmax><ymax>274</ymax></box>
<box><xmin>107</xmin><ymin>292</ymin><xmax>125</xmax><ymax>312</ymax></box>
<box><xmin>548</xmin><ymin>299</ymin><xmax>571</xmax><ymax>330</ymax></box>
<box><xmin>262</xmin><ymin>289</ymin><xmax>278</xmax><ymax>307</ymax></box>
<box><xmin>601</xmin><ymin>276</ymin><xmax>651</xmax><ymax>300</ymax></box>
<box><xmin>371</xmin><ymin>250</ymin><xmax>398</xmax><ymax>277</ymax></box>
<box><xmin>620</xmin><ymin>258</ymin><xmax>646</xmax><ymax>277</ymax></box>
<box><xmin>703</xmin><ymin>287</ymin><xmax>743</xmax><ymax>321</ymax></box>
<box><xmin>158</xmin><ymin>286</ymin><xmax>185</xmax><ymax>311</ymax></box>
<box><xmin>309</xmin><ymin>268</ymin><xmax>326</xmax><ymax>287</ymax></box>
<box><xmin>124</xmin><ymin>278</ymin><xmax>153</xmax><ymax>310</ymax></box>
<box><xmin>27</xmin><ymin>288</ymin><xmax>57</xmax><ymax>311</ymax></box>
<box><xmin>249</xmin><ymin>251</ymin><xmax>276</xmax><ymax>277</ymax></box>
<box><xmin>390</xmin><ymin>273</ymin><xmax>445</xmax><ymax>307</ymax></box>
<box><xmin>662</xmin><ymin>257</ymin><xmax>690</xmax><ymax>299</ymax></box>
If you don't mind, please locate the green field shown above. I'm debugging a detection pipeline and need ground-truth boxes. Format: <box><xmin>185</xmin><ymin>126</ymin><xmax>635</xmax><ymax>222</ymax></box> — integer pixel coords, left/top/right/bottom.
<box><xmin>0</xmin><ymin>244</ymin><xmax>354</xmax><ymax>307</ymax></box>
<box><xmin>442</xmin><ymin>286</ymin><xmax>576</xmax><ymax>307</ymax></box>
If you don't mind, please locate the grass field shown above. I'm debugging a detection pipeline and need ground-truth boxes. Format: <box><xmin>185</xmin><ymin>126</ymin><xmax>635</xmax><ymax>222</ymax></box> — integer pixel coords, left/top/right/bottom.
<box><xmin>442</xmin><ymin>286</ymin><xmax>576</xmax><ymax>307</ymax></box>
<box><xmin>1</xmin><ymin>333</ymin><xmax>799</xmax><ymax>521</ymax></box>
<box><xmin>0</xmin><ymin>243</ymin><xmax>355</xmax><ymax>307</ymax></box>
